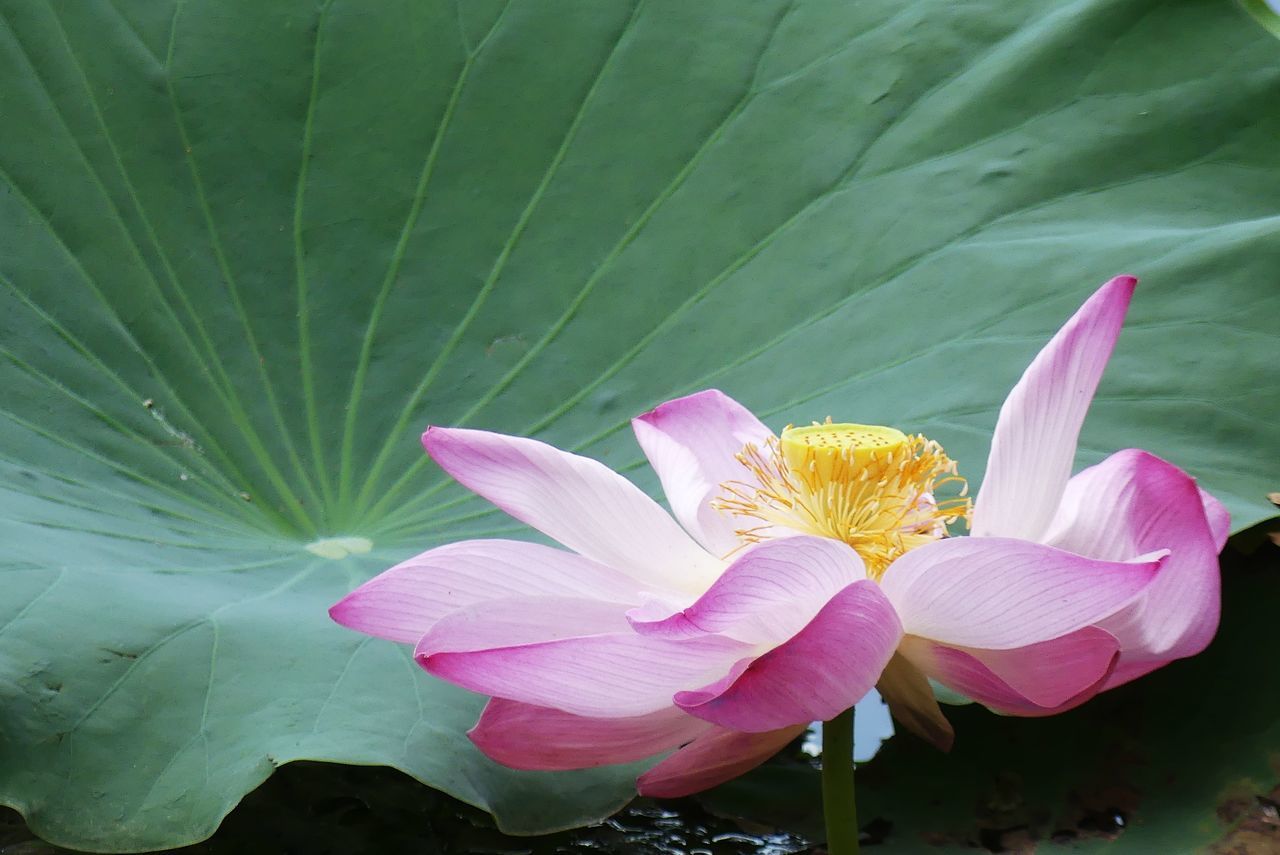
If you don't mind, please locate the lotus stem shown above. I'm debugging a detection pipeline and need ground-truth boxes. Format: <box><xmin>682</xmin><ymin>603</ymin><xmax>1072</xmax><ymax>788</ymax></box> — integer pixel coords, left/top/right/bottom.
<box><xmin>821</xmin><ymin>706</ymin><xmax>860</xmax><ymax>855</ymax></box>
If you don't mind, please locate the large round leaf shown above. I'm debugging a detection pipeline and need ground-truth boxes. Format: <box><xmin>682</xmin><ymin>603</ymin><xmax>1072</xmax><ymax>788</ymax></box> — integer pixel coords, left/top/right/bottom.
<box><xmin>0</xmin><ymin>0</ymin><xmax>1276</xmax><ymax>850</ymax></box>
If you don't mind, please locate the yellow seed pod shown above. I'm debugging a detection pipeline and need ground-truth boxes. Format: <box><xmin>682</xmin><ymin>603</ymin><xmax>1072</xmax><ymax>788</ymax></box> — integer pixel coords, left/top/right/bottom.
<box><xmin>779</xmin><ymin>423</ymin><xmax>907</xmax><ymax>482</ymax></box>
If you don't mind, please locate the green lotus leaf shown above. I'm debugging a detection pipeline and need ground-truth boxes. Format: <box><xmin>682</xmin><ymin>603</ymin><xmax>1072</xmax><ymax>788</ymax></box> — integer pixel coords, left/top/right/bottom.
<box><xmin>0</xmin><ymin>0</ymin><xmax>1276</xmax><ymax>849</ymax></box>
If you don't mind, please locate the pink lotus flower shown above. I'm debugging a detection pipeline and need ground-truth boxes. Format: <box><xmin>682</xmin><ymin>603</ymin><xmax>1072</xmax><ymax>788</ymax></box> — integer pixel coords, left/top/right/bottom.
<box><xmin>331</xmin><ymin>275</ymin><xmax>1227</xmax><ymax>797</ymax></box>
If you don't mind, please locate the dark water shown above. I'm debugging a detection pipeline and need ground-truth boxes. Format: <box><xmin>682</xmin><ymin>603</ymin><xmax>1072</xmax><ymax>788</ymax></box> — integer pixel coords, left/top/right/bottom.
<box><xmin>0</xmin><ymin>762</ymin><xmax>815</xmax><ymax>855</ymax></box>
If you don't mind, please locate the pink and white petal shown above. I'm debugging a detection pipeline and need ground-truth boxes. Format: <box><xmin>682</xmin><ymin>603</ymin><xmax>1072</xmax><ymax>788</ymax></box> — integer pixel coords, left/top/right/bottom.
<box><xmin>903</xmin><ymin>626</ymin><xmax>1119</xmax><ymax>711</ymax></box>
<box><xmin>330</xmin><ymin>540</ymin><xmax>644</xmax><ymax>644</ymax></box>
<box><xmin>636</xmin><ymin>724</ymin><xmax>806</xmax><ymax>799</ymax></box>
<box><xmin>419</xmin><ymin>630</ymin><xmax>754</xmax><ymax>718</ymax></box>
<box><xmin>1043</xmin><ymin>449</ymin><xmax>1222</xmax><ymax>673</ymax></box>
<box><xmin>971</xmin><ymin>275</ymin><xmax>1137</xmax><ymax>542</ymax></box>
<box><xmin>469</xmin><ymin>698</ymin><xmax>711</xmax><ymax>771</ymax></box>
<box><xmin>876</xmin><ymin>653</ymin><xmax>954</xmax><ymax>751</ymax></box>
<box><xmin>632</xmin><ymin>390</ymin><xmax>775</xmax><ymax>557</ymax></box>
<box><xmin>413</xmin><ymin>596</ymin><xmax>633</xmax><ymax>652</ymax></box>
<box><xmin>879</xmin><ymin>536</ymin><xmax>1163</xmax><ymax>650</ymax></box>
<box><xmin>673</xmin><ymin>581</ymin><xmax>901</xmax><ymax>732</ymax></box>
<box><xmin>901</xmin><ymin>633</ymin><xmax>1115</xmax><ymax>717</ymax></box>
<box><xmin>628</xmin><ymin>536</ymin><xmax>867</xmax><ymax>645</ymax></box>
<box><xmin>423</xmin><ymin>427</ymin><xmax>721</xmax><ymax>593</ymax></box>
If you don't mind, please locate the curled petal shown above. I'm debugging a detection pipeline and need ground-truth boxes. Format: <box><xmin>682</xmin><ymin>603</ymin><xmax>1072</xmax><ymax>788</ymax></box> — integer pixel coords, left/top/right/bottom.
<box><xmin>627</xmin><ymin>536</ymin><xmax>867</xmax><ymax>645</ymax></box>
<box><xmin>469</xmin><ymin>699</ymin><xmax>710</xmax><ymax>770</ymax></box>
<box><xmin>423</xmin><ymin>427</ymin><xmax>720</xmax><ymax>593</ymax></box>
<box><xmin>972</xmin><ymin>275</ymin><xmax>1137</xmax><ymax>541</ymax></box>
<box><xmin>418</xmin><ymin>628</ymin><xmax>753</xmax><ymax>718</ymax></box>
<box><xmin>632</xmin><ymin>390</ymin><xmax>775</xmax><ymax>557</ymax></box>
<box><xmin>673</xmin><ymin>580</ymin><xmax>902</xmax><ymax>732</ymax></box>
<box><xmin>1044</xmin><ymin>449</ymin><xmax>1223</xmax><ymax>683</ymax></box>
<box><xmin>636</xmin><ymin>724</ymin><xmax>806</xmax><ymax>799</ymax></box>
<box><xmin>879</xmin><ymin>536</ymin><xmax>1163</xmax><ymax>649</ymax></box>
<box><xmin>902</xmin><ymin>626</ymin><xmax>1119</xmax><ymax>714</ymax></box>
<box><xmin>329</xmin><ymin>540</ymin><xmax>642</xmax><ymax>644</ymax></box>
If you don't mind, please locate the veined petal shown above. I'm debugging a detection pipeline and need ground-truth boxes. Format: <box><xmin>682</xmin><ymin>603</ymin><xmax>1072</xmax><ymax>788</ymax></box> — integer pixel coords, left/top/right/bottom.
<box><xmin>469</xmin><ymin>699</ymin><xmax>710</xmax><ymax>771</ymax></box>
<box><xmin>1044</xmin><ymin>449</ymin><xmax>1223</xmax><ymax>681</ymax></box>
<box><xmin>423</xmin><ymin>427</ymin><xmax>721</xmax><ymax>593</ymax></box>
<box><xmin>902</xmin><ymin>627</ymin><xmax>1118</xmax><ymax>712</ymax></box>
<box><xmin>627</xmin><ymin>536</ymin><xmax>867</xmax><ymax>645</ymax></box>
<box><xmin>971</xmin><ymin>275</ymin><xmax>1137</xmax><ymax>541</ymax></box>
<box><xmin>673</xmin><ymin>581</ymin><xmax>901</xmax><ymax>732</ymax></box>
<box><xmin>632</xmin><ymin>390</ymin><xmax>774</xmax><ymax>557</ymax></box>
<box><xmin>418</xmin><ymin>629</ymin><xmax>754</xmax><ymax>718</ymax></box>
<box><xmin>329</xmin><ymin>540</ymin><xmax>643</xmax><ymax>644</ymax></box>
<box><xmin>879</xmin><ymin>536</ymin><xmax>1162</xmax><ymax>649</ymax></box>
<box><xmin>636</xmin><ymin>724</ymin><xmax>806</xmax><ymax>799</ymax></box>
<box><xmin>875</xmin><ymin>653</ymin><xmax>954</xmax><ymax>751</ymax></box>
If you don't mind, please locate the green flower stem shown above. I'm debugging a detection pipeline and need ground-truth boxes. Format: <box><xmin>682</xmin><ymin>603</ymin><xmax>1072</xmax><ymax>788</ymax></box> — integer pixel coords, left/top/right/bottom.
<box><xmin>821</xmin><ymin>706</ymin><xmax>860</xmax><ymax>855</ymax></box>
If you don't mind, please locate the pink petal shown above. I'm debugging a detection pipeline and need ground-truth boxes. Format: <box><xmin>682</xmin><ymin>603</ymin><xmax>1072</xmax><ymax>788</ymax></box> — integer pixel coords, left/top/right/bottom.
<box><xmin>875</xmin><ymin>653</ymin><xmax>954</xmax><ymax>751</ymax></box>
<box><xmin>879</xmin><ymin>536</ymin><xmax>1163</xmax><ymax>649</ymax></box>
<box><xmin>423</xmin><ymin>427</ymin><xmax>721</xmax><ymax>592</ymax></box>
<box><xmin>632</xmin><ymin>390</ymin><xmax>775</xmax><ymax>557</ymax></box>
<box><xmin>627</xmin><ymin>536</ymin><xmax>867</xmax><ymax>645</ymax></box>
<box><xmin>329</xmin><ymin>540</ymin><xmax>643</xmax><ymax>644</ymax></box>
<box><xmin>903</xmin><ymin>626</ymin><xmax>1119</xmax><ymax>712</ymax></box>
<box><xmin>418</xmin><ymin>629</ymin><xmax>754</xmax><ymax>718</ymax></box>
<box><xmin>673</xmin><ymin>581</ymin><xmax>902</xmax><ymax>732</ymax></box>
<box><xmin>1199</xmin><ymin>487</ymin><xmax>1231</xmax><ymax>552</ymax></box>
<box><xmin>1043</xmin><ymin>449</ymin><xmax>1223</xmax><ymax>683</ymax></box>
<box><xmin>469</xmin><ymin>698</ymin><xmax>711</xmax><ymax>771</ymax></box>
<box><xmin>636</xmin><ymin>724</ymin><xmax>806</xmax><ymax>798</ymax></box>
<box><xmin>971</xmin><ymin>275</ymin><xmax>1137</xmax><ymax>542</ymax></box>
<box><xmin>901</xmin><ymin>629</ymin><xmax>1118</xmax><ymax>716</ymax></box>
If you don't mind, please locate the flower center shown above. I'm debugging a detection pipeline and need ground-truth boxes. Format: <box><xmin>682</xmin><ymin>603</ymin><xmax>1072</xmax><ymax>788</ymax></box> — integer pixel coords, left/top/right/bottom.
<box><xmin>713</xmin><ymin>420</ymin><xmax>969</xmax><ymax>579</ymax></box>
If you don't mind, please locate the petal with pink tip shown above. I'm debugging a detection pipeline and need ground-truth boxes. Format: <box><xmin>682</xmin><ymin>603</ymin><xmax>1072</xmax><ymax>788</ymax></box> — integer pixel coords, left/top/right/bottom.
<box><xmin>469</xmin><ymin>698</ymin><xmax>710</xmax><ymax>771</ymax></box>
<box><xmin>879</xmin><ymin>536</ymin><xmax>1163</xmax><ymax>649</ymax></box>
<box><xmin>628</xmin><ymin>536</ymin><xmax>867</xmax><ymax>645</ymax></box>
<box><xmin>423</xmin><ymin>427</ymin><xmax>720</xmax><ymax>592</ymax></box>
<box><xmin>419</xmin><ymin>627</ymin><xmax>754</xmax><ymax>718</ymax></box>
<box><xmin>673</xmin><ymin>580</ymin><xmax>901</xmax><ymax>732</ymax></box>
<box><xmin>902</xmin><ymin>626</ymin><xmax>1119</xmax><ymax>712</ymax></box>
<box><xmin>632</xmin><ymin>390</ymin><xmax>775</xmax><ymax>557</ymax></box>
<box><xmin>1043</xmin><ymin>449</ymin><xmax>1222</xmax><ymax>682</ymax></box>
<box><xmin>329</xmin><ymin>540</ymin><xmax>643</xmax><ymax>644</ymax></box>
<box><xmin>971</xmin><ymin>276</ymin><xmax>1137</xmax><ymax>541</ymax></box>
<box><xmin>636</xmin><ymin>724</ymin><xmax>806</xmax><ymax>798</ymax></box>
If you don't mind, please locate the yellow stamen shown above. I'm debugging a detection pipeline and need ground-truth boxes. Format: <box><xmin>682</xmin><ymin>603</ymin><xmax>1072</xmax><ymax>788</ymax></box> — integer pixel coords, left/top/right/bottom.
<box><xmin>713</xmin><ymin>420</ymin><xmax>969</xmax><ymax>580</ymax></box>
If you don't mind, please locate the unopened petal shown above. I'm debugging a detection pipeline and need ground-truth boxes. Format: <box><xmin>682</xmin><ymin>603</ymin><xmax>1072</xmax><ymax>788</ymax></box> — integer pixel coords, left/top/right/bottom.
<box><xmin>636</xmin><ymin>724</ymin><xmax>806</xmax><ymax>798</ymax></box>
<box><xmin>423</xmin><ymin>427</ymin><xmax>720</xmax><ymax>593</ymax></box>
<box><xmin>632</xmin><ymin>390</ymin><xmax>775</xmax><ymax>557</ymax></box>
<box><xmin>880</xmin><ymin>536</ymin><xmax>1162</xmax><ymax>649</ymax></box>
<box><xmin>469</xmin><ymin>699</ymin><xmax>710</xmax><ymax>770</ymax></box>
<box><xmin>876</xmin><ymin>653</ymin><xmax>954</xmax><ymax>751</ymax></box>
<box><xmin>972</xmin><ymin>276</ymin><xmax>1137</xmax><ymax>541</ymax></box>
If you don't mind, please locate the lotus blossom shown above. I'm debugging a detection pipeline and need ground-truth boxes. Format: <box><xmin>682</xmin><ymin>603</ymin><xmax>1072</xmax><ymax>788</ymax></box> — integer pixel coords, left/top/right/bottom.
<box><xmin>331</xmin><ymin>275</ymin><xmax>1227</xmax><ymax>797</ymax></box>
